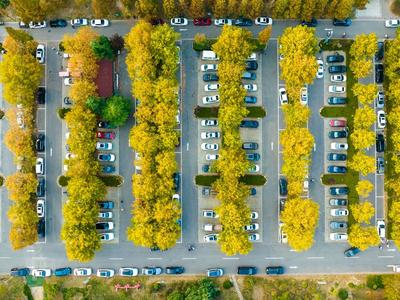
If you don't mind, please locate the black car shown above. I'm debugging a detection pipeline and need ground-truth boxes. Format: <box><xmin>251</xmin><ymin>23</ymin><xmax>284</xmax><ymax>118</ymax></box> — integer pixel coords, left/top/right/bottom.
<box><xmin>240</xmin><ymin>120</ymin><xmax>259</xmax><ymax>128</ymax></box>
<box><xmin>375</xmin><ymin>41</ymin><xmax>384</xmax><ymax>61</ymax></box>
<box><xmin>328</xmin><ymin>65</ymin><xmax>347</xmax><ymax>73</ymax></box>
<box><xmin>301</xmin><ymin>18</ymin><xmax>318</xmax><ymax>27</ymax></box>
<box><xmin>165</xmin><ymin>266</ymin><xmax>185</xmax><ymax>274</ymax></box>
<box><xmin>333</xmin><ymin>18</ymin><xmax>352</xmax><ymax>26</ymax></box>
<box><xmin>242</xmin><ymin>142</ymin><xmax>258</xmax><ymax>150</ymax></box>
<box><xmin>10</xmin><ymin>268</ymin><xmax>30</xmax><ymax>277</ymax></box>
<box><xmin>150</xmin><ymin>18</ymin><xmax>165</xmax><ymax>26</ymax></box>
<box><xmin>279</xmin><ymin>198</ymin><xmax>286</xmax><ymax>213</ymax></box>
<box><xmin>36</xmin><ymin>133</ymin><xmax>45</xmax><ymax>152</ymax></box>
<box><xmin>245</xmin><ymin>61</ymin><xmax>258</xmax><ymax>71</ymax></box>
<box><xmin>344</xmin><ymin>247</ymin><xmax>360</xmax><ymax>257</ymax></box>
<box><xmin>96</xmin><ymin>222</ymin><xmax>113</xmax><ymax>230</ymax></box>
<box><xmin>246</xmin><ymin>153</ymin><xmax>260</xmax><ymax>161</ymax></box>
<box><xmin>329</xmin><ymin>129</ymin><xmax>348</xmax><ymax>139</ymax></box>
<box><xmin>37</xmin><ymin>177</ymin><xmax>45</xmax><ymax>197</ymax></box>
<box><xmin>235</xmin><ymin>18</ymin><xmax>253</xmax><ymax>26</ymax></box>
<box><xmin>36</xmin><ymin>87</ymin><xmax>45</xmax><ymax>104</ymax></box>
<box><xmin>326</xmin><ymin>54</ymin><xmax>345</xmax><ymax>63</ymax></box>
<box><xmin>63</xmin><ymin>96</ymin><xmax>72</xmax><ymax>105</ymax></box>
<box><xmin>328</xmin><ymin>97</ymin><xmax>347</xmax><ymax>105</ymax></box>
<box><xmin>49</xmin><ymin>19</ymin><xmax>67</xmax><ymax>27</ymax></box>
<box><xmin>98</xmin><ymin>121</ymin><xmax>112</xmax><ymax>128</ymax></box>
<box><xmin>327</xmin><ymin>166</ymin><xmax>347</xmax><ymax>174</ymax></box>
<box><xmin>37</xmin><ymin>218</ymin><xmax>45</xmax><ymax>238</ymax></box>
<box><xmin>244</xmin><ymin>96</ymin><xmax>257</xmax><ymax>104</ymax></box>
<box><xmin>237</xmin><ymin>266</ymin><xmax>257</xmax><ymax>275</ymax></box>
<box><xmin>375</xmin><ymin>64</ymin><xmax>384</xmax><ymax>83</ymax></box>
<box><xmin>203</xmin><ymin>73</ymin><xmax>219</xmax><ymax>82</ymax></box>
<box><xmin>173</xmin><ymin>172</ymin><xmax>180</xmax><ymax>192</ymax></box>
<box><xmin>327</xmin><ymin>153</ymin><xmax>347</xmax><ymax>161</ymax></box>
<box><xmin>376</xmin><ymin>133</ymin><xmax>385</xmax><ymax>153</ymax></box>
<box><xmin>279</xmin><ymin>178</ymin><xmax>288</xmax><ymax>196</ymax></box>
<box><xmin>266</xmin><ymin>266</ymin><xmax>284</xmax><ymax>275</ymax></box>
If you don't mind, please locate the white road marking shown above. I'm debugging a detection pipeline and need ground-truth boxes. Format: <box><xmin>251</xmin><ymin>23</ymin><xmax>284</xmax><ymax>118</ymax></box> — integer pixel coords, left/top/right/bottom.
<box><xmin>108</xmin><ymin>257</ymin><xmax>123</xmax><ymax>260</ymax></box>
<box><xmin>50</xmin><ymin>148</ymin><xmax>53</xmax><ymax>157</ymax></box>
<box><xmin>313</xmin><ymin>144</ymin><xmax>317</xmax><ymax>151</ymax></box>
<box><xmin>186</xmin><ymin>142</ymin><xmax>189</xmax><ymax>151</ymax></box>
<box><xmin>179</xmin><ymin>29</ymin><xmax>188</xmax><ymax>31</ymax></box>
<box><xmin>289</xmin><ymin>266</ymin><xmax>298</xmax><ymax>269</ymax></box>
<box><xmin>0</xmin><ymin>257</ymin><xmax>11</xmax><ymax>259</ymax></box>
<box><xmin>147</xmin><ymin>257</ymin><xmax>163</xmax><ymax>260</ymax></box>
<box><xmin>378</xmin><ymin>255</ymin><xmax>394</xmax><ymax>258</ymax></box>
<box><xmin>344</xmin><ymin>256</ymin><xmax>360</xmax><ymax>259</ymax></box>
<box><xmin>388</xmin><ymin>249</ymin><xmax>396</xmax><ymax>252</ymax></box>
<box><xmin>289</xmin><ymin>249</ymin><xmax>297</xmax><ymax>252</ymax></box>
<box><xmin>32</xmin><ymin>257</ymin><xmax>46</xmax><ymax>259</ymax></box>
<box><xmin>182</xmin><ymin>257</ymin><xmax>197</xmax><ymax>260</ymax></box>
<box><xmin>264</xmin><ymin>257</ymin><xmax>284</xmax><ymax>260</ymax></box>
<box><xmin>222</xmin><ymin>257</ymin><xmax>240</xmax><ymax>260</ymax></box>
<box><xmin>307</xmin><ymin>256</ymin><xmax>325</xmax><ymax>259</ymax></box>
<box><xmin>271</xmin><ymin>142</ymin><xmax>274</xmax><ymax>151</ymax></box>
<box><xmin>26</xmin><ymin>250</ymin><xmax>35</xmax><ymax>252</ymax></box>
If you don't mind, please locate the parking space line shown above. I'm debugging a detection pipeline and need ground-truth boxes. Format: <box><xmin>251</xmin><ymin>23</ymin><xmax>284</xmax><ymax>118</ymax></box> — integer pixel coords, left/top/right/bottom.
<box><xmin>182</xmin><ymin>257</ymin><xmax>197</xmax><ymax>260</ymax></box>
<box><xmin>264</xmin><ymin>257</ymin><xmax>284</xmax><ymax>260</ymax></box>
<box><xmin>289</xmin><ymin>266</ymin><xmax>298</xmax><ymax>269</ymax></box>
<box><xmin>147</xmin><ymin>257</ymin><xmax>163</xmax><ymax>260</ymax></box>
<box><xmin>108</xmin><ymin>257</ymin><xmax>123</xmax><ymax>260</ymax></box>
<box><xmin>344</xmin><ymin>256</ymin><xmax>360</xmax><ymax>259</ymax></box>
<box><xmin>307</xmin><ymin>256</ymin><xmax>325</xmax><ymax>259</ymax></box>
<box><xmin>378</xmin><ymin>256</ymin><xmax>394</xmax><ymax>258</ymax></box>
<box><xmin>222</xmin><ymin>257</ymin><xmax>239</xmax><ymax>260</ymax></box>
<box><xmin>276</xmin><ymin>41</ymin><xmax>281</xmax><ymax>239</ymax></box>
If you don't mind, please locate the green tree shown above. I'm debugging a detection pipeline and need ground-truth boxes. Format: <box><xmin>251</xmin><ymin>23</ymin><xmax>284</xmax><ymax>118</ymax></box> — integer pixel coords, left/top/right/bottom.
<box><xmin>102</xmin><ymin>95</ymin><xmax>131</xmax><ymax>127</ymax></box>
<box><xmin>350</xmin><ymin>202</ymin><xmax>375</xmax><ymax>224</ymax></box>
<box><xmin>350</xmin><ymin>129</ymin><xmax>375</xmax><ymax>150</ymax></box>
<box><xmin>280</xmin><ymin>198</ymin><xmax>319</xmax><ymax>251</ymax></box>
<box><xmin>0</xmin><ymin>0</ymin><xmax>9</xmax><ymax>9</ymax></box>
<box><xmin>163</xmin><ymin>0</ymin><xmax>177</xmax><ymax>18</ymax></box>
<box><xmin>282</xmin><ymin>102</ymin><xmax>310</xmax><ymax>128</ymax></box>
<box><xmin>280</xmin><ymin>127</ymin><xmax>314</xmax><ymax>157</ymax></box>
<box><xmin>356</xmin><ymin>180</ymin><xmax>374</xmax><ymax>198</ymax></box>
<box><xmin>352</xmin><ymin>83</ymin><xmax>378</xmax><ymax>106</ymax></box>
<box><xmin>348</xmin><ymin>224</ymin><xmax>380</xmax><ymax>251</ymax></box>
<box><xmin>350</xmin><ymin>33</ymin><xmax>378</xmax><ymax>60</ymax></box>
<box><xmin>86</xmin><ymin>96</ymin><xmax>106</xmax><ymax>115</ymax></box>
<box><xmin>354</xmin><ymin>106</ymin><xmax>376</xmax><ymax>129</ymax></box>
<box><xmin>333</xmin><ymin>0</ymin><xmax>355</xmax><ymax>20</ymax></box>
<box><xmin>258</xmin><ymin>26</ymin><xmax>272</xmax><ymax>46</ymax></box>
<box><xmin>90</xmin><ymin>35</ymin><xmax>115</xmax><ymax>60</ymax></box>
<box><xmin>350</xmin><ymin>59</ymin><xmax>373</xmax><ymax>79</ymax></box>
<box><xmin>185</xmin><ymin>279</ymin><xmax>220</xmax><ymax>300</ymax></box>
<box><xmin>109</xmin><ymin>34</ymin><xmax>125</xmax><ymax>54</ymax></box>
<box><xmin>348</xmin><ymin>150</ymin><xmax>375</xmax><ymax>175</ymax></box>
<box><xmin>5</xmin><ymin>172</ymin><xmax>37</xmax><ymax>202</ymax></box>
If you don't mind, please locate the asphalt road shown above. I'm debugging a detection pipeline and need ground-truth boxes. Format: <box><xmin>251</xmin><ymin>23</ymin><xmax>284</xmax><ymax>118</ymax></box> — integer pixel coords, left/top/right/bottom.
<box><xmin>0</xmin><ymin>19</ymin><xmax>397</xmax><ymax>275</ymax></box>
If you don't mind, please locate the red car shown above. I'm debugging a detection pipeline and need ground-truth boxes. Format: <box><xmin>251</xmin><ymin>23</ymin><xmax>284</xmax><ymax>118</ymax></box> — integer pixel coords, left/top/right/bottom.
<box><xmin>329</xmin><ymin>119</ymin><xmax>346</xmax><ymax>127</ymax></box>
<box><xmin>194</xmin><ymin>17</ymin><xmax>212</xmax><ymax>26</ymax></box>
<box><xmin>96</xmin><ymin>131</ymin><xmax>116</xmax><ymax>139</ymax></box>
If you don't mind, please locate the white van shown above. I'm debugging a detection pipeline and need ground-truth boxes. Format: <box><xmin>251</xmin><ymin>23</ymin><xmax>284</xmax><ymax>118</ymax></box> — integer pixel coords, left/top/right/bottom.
<box><xmin>202</xmin><ymin>50</ymin><xmax>219</xmax><ymax>61</ymax></box>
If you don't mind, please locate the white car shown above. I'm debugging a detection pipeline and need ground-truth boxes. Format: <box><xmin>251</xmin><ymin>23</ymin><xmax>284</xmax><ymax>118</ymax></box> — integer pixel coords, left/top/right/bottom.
<box><xmin>36</xmin><ymin>44</ymin><xmax>45</xmax><ymax>64</ymax></box>
<box><xmin>90</xmin><ymin>19</ymin><xmax>109</xmax><ymax>27</ymax></box>
<box><xmin>202</xmin><ymin>210</ymin><xmax>218</xmax><ymax>218</ymax></box>
<box><xmin>331</xmin><ymin>74</ymin><xmax>347</xmax><ymax>82</ymax></box>
<box><xmin>376</xmin><ymin>91</ymin><xmax>384</xmax><ymax>109</ymax></box>
<box><xmin>98</xmin><ymin>211</ymin><xmax>113</xmax><ymax>219</ymax></box>
<box><xmin>248</xmin><ymin>165</ymin><xmax>260</xmax><ymax>173</ymax></box>
<box><xmin>36</xmin><ymin>157</ymin><xmax>44</xmax><ymax>175</ymax></box>
<box><xmin>202</xmin><ymin>95</ymin><xmax>220</xmax><ymax>104</ymax></box>
<box><xmin>243</xmin><ymin>84</ymin><xmax>257</xmax><ymax>92</ymax></box>
<box><xmin>201</xmin><ymin>64</ymin><xmax>218</xmax><ymax>72</ymax></box>
<box><xmin>377</xmin><ymin>220</ymin><xmax>386</xmax><ymax>239</ymax></box>
<box><xmin>248</xmin><ymin>233</ymin><xmax>260</xmax><ymax>241</ymax></box>
<box><xmin>329</xmin><ymin>85</ymin><xmax>346</xmax><ymax>93</ymax></box>
<box><xmin>204</xmin><ymin>234</ymin><xmax>218</xmax><ymax>242</ymax></box>
<box><xmin>206</xmin><ymin>154</ymin><xmax>219</xmax><ymax>160</ymax></box>
<box><xmin>330</xmin><ymin>208</ymin><xmax>349</xmax><ymax>216</ymax></box>
<box><xmin>176</xmin><ymin>109</ymin><xmax>180</xmax><ymax>125</ymax></box>
<box><xmin>201</xmin><ymin>119</ymin><xmax>218</xmax><ymax>127</ymax></box>
<box><xmin>172</xmin><ymin>194</ymin><xmax>180</xmax><ymax>201</ymax></box>
<box><xmin>330</xmin><ymin>233</ymin><xmax>348</xmax><ymax>241</ymax></box>
<box><xmin>73</xmin><ymin>268</ymin><xmax>92</xmax><ymax>276</ymax></box>
<box><xmin>99</xmin><ymin>233</ymin><xmax>114</xmax><ymax>241</ymax></box>
<box><xmin>254</xmin><ymin>17</ymin><xmax>273</xmax><ymax>26</ymax></box>
<box><xmin>279</xmin><ymin>87</ymin><xmax>288</xmax><ymax>105</ymax></box>
<box><xmin>385</xmin><ymin>19</ymin><xmax>400</xmax><ymax>28</ymax></box>
<box><xmin>377</xmin><ymin>110</ymin><xmax>386</xmax><ymax>128</ymax></box>
<box><xmin>96</xmin><ymin>269</ymin><xmax>115</xmax><ymax>278</ymax></box>
<box><xmin>29</xmin><ymin>21</ymin><xmax>46</xmax><ymax>29</ymax></box>
<box><xmin>201</xmin><ymin>143</ymin><xmax>219</xmax><ymax>151</ymax></box>
<box><xmin>300</xmin><ymin>86</ymin><xmax>308</xmax><ymax>105</ymax></box>
<box><xmin>70</xmin><ymin>18</ymin><xmax>88</xmax><ymax>26</ymax></box>
<box><xmin>96</xmin><ymin>142</ymin><xmax>112</xmax><ymax>150</ymax></box>
<box><xmin>205</xmin><ymin>84</ymin><xmax>220</xmax><ymax>92</ymax></box>
<box><xmin>330</xmin><ymin>143</ymin><xmax>348</xmax><ymax>150</ymax></box>
<box><xmin>64</xmin><ymin>78</ymin><xmax>73</xmax><ymax>86</ymax></box>
<box><xmin>316</xmin><ymin>59</ymin><xmax>324</xmax><ymax>78</ymax></box>
<box><xmin>119</xmin><ymin>267</ymin><xmax>139</xmax><ymax>277</ymax></box>
<box><xmin>32</xmin><ymin>269</ymin><xmax>51</xmax><ymax>277</ymax></box>
<box><xmin>250</xmin><ymin>211</ymin><xmax>259</xmax><ymax>220</ymax></box>
<box><xmin>170</xmin><ymin>17</ymin><xmax>188</xmax><ymax>26</ymax></box>
<box><xmin>214</xmin><ymin>19</ymin><xmax>233</xmax><ymax>26</ymax></box>
<box><xmin>36</xmin><ymin>199</ymin><xmax>45</xmax><ymax>218</ymax></box>
<box><xmin>201</xmin><ymin>132</ymin><xmax>220</xmax><ymax>139</ymax></box>
<box><xmin>244</xmin><ymin>223</ymin><xmax>259</xmax><ymax>231</ymax></box>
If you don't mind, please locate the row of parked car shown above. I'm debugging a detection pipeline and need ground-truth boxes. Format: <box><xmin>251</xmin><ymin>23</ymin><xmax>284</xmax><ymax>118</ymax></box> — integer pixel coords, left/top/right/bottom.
<box><xmin>96</xmin><ymin>128</ymin><xmax>117</xmax><ymax>174</ymax></box>
<box><xmin>19</xmin><ymin>18</ymin><xmax>110</xmax><ymax>29</ymax></box>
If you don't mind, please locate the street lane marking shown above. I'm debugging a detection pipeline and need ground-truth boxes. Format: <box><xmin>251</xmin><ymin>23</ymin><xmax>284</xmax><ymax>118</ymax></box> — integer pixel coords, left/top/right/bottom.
<box><xmin>388</xmin><ymin>249</ymin><xmax>396</xmax><ymax>252</ymax></box>
<box><xmin>186</xmin><ymin>142</ymin><xmax>189</xmax><ymax>151</ymax></box>
<box><xmin>32</xmin><ymin>257</ymin><xmax>46</xmax><ymax>259</ymax></box>
<box><xmin>147</xmin><ymin>257</ymin><xmax>163</xmax><ymax>260</ymax></box>
<box><xmin>344</xmin><ymin>256</ymin><xmax>360</xmax><ymax>259</ymax></box>
<box><xmin>109</xmin><ymin>258</ymin><xmax>123</xmax><ymax>260</ymax></box>
<box><xmin>307</xmin><ymin>256</ymin><xmax>324</xmax><ymax>259</ymax></box>
<box><xmin>50</xmin><ymin>148</ymin><xmax>53</xmax><ymax>157</ymax></box>
<box><xmin>0</xmin><ymin>257</ymin><xmax>11</xmax><ymax>259</ymax></box>
<box><xmin>182</xmin><ymin>257</ymin><xmax>197</xmax><ymax>260</ymax></box>
<box><xmin>179</xmin><ymin>29</ymin><xmax>188</xmax><ymax>31</ymax></box>
<box><xmin>378</xmin><ymin>255</ymin><xmax>394</xmax><ymax>258</ymax></box>
<box><xmin>289</xmin><ymin>249</ymin><xmax>297</xmax><ymax>252</ymax></box>
<box><xmin>289</xmin><ymin>266</ymin><xmax>298</xmax><ymax>269</ymax></box>
<box><xmin>222</xmin><ymin>257</ymin><xmax>239</xmax><ymax>260</ymax></box>
<box><xmin>26</xmin><ymin>250</ymin><xmax>35</xmax><ymax>252</ymax></box>
<box><xmin>271</xmin><ymin>142</ymin><xmax>274</xmax><ymax>151</ymax></box>
<box><xmin>264</xmin><ymin>257</ymin><xmax>284</xmax><ymax>260</ymax></box>
<box><xmin>313</xmin><ymin>144</ymin><xmax>317</xmax><ymax>151</ymax></box>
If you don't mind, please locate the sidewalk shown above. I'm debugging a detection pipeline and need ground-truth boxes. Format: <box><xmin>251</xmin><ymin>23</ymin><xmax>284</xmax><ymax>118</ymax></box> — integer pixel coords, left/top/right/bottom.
<box><xmin>356</xmin><ymin>0</ymin><xmax>396</xmax><ymax>19</ymax></box>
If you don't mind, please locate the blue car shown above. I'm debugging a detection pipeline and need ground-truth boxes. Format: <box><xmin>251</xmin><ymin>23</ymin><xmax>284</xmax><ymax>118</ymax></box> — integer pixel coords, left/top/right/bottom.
<box><xmin>10</xmin><ymin>268</ymin><xmax>30</xmax><ymax>277</ymax></box>
<box><xmin>102</xmin><ymin>165</ymin><xmax>115</xmax><ymax>173</ymax></box>
<box><xmin>207</xmin><ymin>268</ymin><xmax>224</xmax><ymax>277</ymax></box>
<box><xmin>242</xmin><ymin>72</ymin><xmax>256</xmax><ymax>80</ymax></box>
<box><xmin>250</xmin><ymin>188</ymin><xmax>256</xmax><ymax>196</ymax></box>
<box><xmin>246</xmin><ymin>153</ymin><xmax>260</xmax><ymax>161</ymax></box>
<box><xmin>330</xmin><ymin>187</ymin><xmax>349</xmax><ymax>195</ymax></box>
<box><xmin>98</xmin><ymin>201</ymin><xmax>114</xmax><ymax>209</ymax></box>
<box><xmin>301</xmin><ymin>18</ymin><xmax>318</xmax><ymax>27</ymax></box>
<box><xmin>54</xmin><ymin>267</ymin><xmax>72</xmax><ymax>276</ymax></box>
<box><xmin>235</xmin><ymin>18</ymin><xmax>253</xmax><ymax>26</ymax></box>
<box><xmin>240</xmin><ymin>120</ymin><xmax>259</xmax><ymax>128</ymax></box>
<box><xmin>344</xmin><ymin>247</ymin><xmax>360</xmax><ymax>257</ymax></box>
<box><xmin>244</xmin><ymin>96</ymin><xmax>257</xmax><ymax>104</ymax></box>
<box><xmin>333</xmin><ymin>18</ymin><xmax>352</xmax><ymax>26</ymax></box>
<box><xmin>327</xmin><ymin>166</ymin><xmax>347</xmax><ymax>174</ymax></box>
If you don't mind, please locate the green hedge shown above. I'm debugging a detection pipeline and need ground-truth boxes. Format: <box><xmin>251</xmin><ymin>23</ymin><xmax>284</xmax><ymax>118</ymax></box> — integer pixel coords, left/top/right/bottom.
<box><xmin>57</xmin><ymin>107</ymin><xmax>71</xmax><ymax>119</ymax></box>
<box><xmin>193</xmin><ymin>39</ymin><xmax>216</xmax><ymax>51</ymax></box>
<box><xmin>0</xmin><ymin>175</ymin><xmax>3</xmax><ymax>187</ymax></box>
<box><xmin>100</xmin><ymin>175</ymin><xmax>123</xmax><ymax>187</ymax></box>
<box><xmin>196</xmin><ymin>174</ymin><xmax>267</xmax><ymax>186</ymax></box>
<box><xmin>58</xmin><ymin>175</ymin><xmax>70</xmax><ymax>187</ymax></box>
<box><xmin>194</xmin><ymin>106</ymin><xmax>266</xmax><ymax>118</ymax></box>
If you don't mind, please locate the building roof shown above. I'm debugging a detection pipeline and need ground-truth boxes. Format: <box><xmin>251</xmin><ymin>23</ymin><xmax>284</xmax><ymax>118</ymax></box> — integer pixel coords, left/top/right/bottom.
<box><xmin>95</xmin><ymin>59</ymin><xmax>113</xmax><ymax>98</ymax></box>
